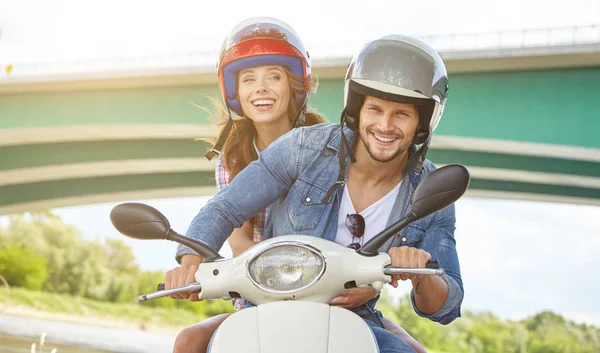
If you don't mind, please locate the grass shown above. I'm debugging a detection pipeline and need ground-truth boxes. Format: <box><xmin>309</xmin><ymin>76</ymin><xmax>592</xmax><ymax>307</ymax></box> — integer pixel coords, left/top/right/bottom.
<box><xmin>0</xmin><ymin>287</ymin><xmax>209</xmax><ymax>328</ymax></box>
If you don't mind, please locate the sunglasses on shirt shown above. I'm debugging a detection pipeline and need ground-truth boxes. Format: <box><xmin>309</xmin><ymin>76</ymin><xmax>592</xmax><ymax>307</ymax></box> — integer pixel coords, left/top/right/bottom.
<box><xmin>345</xmin><ymin>213</ymin><xmax>365</xmax><ymax>250</ymax></box>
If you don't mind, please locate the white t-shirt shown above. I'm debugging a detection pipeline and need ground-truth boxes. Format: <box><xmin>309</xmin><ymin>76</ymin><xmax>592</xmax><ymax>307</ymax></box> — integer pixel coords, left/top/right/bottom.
<box><xmin>334</xmin><ymin>180</ymin><xmax>403</xmax><ymax>248</ymax></box>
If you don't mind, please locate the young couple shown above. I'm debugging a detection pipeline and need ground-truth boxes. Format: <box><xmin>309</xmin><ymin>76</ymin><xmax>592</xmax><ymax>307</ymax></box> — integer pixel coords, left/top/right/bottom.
<box><xmin>165</xmin><ymin>17</ymin><xmax>463</xmax><ymax>353</ymax></box>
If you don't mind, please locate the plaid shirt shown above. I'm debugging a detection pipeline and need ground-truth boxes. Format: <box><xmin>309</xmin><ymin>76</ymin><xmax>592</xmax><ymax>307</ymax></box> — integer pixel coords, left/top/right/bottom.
<box><xmin>215</xmin><ymin>158</ymin><xmax>267</xmax><ymax>243</ymax></box>
<box><xmin>216</xmin><ymin>157</ymin><xmax>267</xmax><ymax>310</ymax></box>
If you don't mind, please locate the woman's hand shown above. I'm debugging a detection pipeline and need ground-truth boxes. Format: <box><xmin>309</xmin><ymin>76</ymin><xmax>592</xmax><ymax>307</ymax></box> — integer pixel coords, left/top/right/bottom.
<box><xmin>329</xmin><ymin>287</ymin><xmax>378</xmax><ymax>309</ymax></box>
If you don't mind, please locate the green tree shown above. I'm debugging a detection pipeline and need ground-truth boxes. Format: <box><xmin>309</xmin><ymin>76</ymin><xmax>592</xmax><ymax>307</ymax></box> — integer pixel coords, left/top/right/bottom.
<box><xmin>103</xmin><ymin>239</ymin><xmax>142</xmax><ymax>302</ymax></box>
<box><xmin>0</xmin><ymin>243</ymin><xmax>48</xmax><ymax>290</ymax></box>
<box><xmin>3</xmin><ymin>213</ymin><xmax>114</xmax><ymax>299</ymax></box>
<box><xmin>4</xmin><ymin>212</ymin><xmax>82</xmax><ymax>293</ymax></box>
<box><xmin>377</xmin><ymin>292</ymin><xmax>466</xmax><ymax>352</ymax></box>
<box><xmin>104</xmin><ymin>239</ymin><xmax>138</xmax><ymax>275</ymax></box>
<box><xmin>524</xmin><ymin>311</ymin><xmax>599</xmax><ymax>353</ymax></box>
<box><xmin>465</xmin><ymin>313</ymin><xmax>523</xmax><ymax>353</ymax></box>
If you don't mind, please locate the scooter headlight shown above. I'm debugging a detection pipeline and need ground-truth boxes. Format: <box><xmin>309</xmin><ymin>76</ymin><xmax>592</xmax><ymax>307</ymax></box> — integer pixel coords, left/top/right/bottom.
<box><xmin>247</xmin><ymin>243</ymin><xmax>326</xmax><ymax>293</ymax></box>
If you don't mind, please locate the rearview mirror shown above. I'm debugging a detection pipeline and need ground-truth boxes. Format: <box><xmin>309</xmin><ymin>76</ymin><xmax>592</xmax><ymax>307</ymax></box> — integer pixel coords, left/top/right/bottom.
<box><xmin>110</xmin><ymin>202</ymin><xmax>223</xmax><ymax>262</ymax></box>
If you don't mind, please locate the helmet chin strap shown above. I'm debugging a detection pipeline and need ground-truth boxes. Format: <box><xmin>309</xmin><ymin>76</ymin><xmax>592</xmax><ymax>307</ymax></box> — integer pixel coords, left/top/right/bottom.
<box><xmin>320</xmin><ymin>113</ymin><xmax>356</xmax><ymax>204</ymax></box>
<box><xmin>205</xmin><ymin>108</ymin><xmax>234</xmax><ymax>161</ymax></box>
<box><xmin>401</xmin><ymin>130</ymin><xmax>432</xmax><ymax>176</ymax></box>
<box><xmin>290</xmin><ymin>94</ymin><xmax>309</xmax><ymax>128</ymax></box>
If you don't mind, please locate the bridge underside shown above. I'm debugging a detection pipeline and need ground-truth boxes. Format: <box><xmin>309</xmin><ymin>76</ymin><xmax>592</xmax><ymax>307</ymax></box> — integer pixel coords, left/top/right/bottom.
<box><xmin>1</xmin><ymin>62</ymin><xmax>599</xmax><ymax>214</ymax></box>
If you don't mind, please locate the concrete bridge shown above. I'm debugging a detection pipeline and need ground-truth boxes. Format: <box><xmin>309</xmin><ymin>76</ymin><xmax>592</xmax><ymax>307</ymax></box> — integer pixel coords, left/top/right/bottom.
<box><xmin>1</xmin><ymin>25</ymin><xmax>599</xmax><ymax>214</ymax></box>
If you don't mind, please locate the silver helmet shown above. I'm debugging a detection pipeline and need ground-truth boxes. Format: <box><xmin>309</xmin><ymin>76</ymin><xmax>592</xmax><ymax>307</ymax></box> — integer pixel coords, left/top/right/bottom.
<box><xmin>343</xmin><ymin>34</ymin><xmax>449</xmax><ymax>145</ymax></box>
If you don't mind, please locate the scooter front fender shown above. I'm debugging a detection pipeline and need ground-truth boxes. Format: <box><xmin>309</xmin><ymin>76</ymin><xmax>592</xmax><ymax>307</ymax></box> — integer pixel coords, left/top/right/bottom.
<box><xmin>208</xmin><ymin>301</ymin><xmax>378</xmax><ymax>353</ymax></box>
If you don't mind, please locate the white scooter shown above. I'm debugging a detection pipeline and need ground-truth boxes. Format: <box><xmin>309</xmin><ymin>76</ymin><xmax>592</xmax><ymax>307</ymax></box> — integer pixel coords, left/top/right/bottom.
<box><xmin>110</xmin><ymin>164</ymin><xmax>470</xmax><ymax>353</ymax></box>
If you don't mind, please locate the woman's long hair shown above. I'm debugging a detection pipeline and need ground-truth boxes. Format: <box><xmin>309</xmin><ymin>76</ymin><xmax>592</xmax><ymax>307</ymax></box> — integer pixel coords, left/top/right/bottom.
<box><xmin>200</xmin><ymin>66</ymin><xmax>326</xmax><ymax>181</ymax></box>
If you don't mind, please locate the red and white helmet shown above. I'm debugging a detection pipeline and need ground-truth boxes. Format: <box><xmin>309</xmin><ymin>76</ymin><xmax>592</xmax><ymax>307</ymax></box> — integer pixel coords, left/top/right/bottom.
<box><xmin>205</xmin><ymin>17</ymin><xmax>312</xmax><ymax>161</ymax></box>
<box><xmin>217</xmin><ymin>17</ymin><xmax>311</xmax><ymax>117</ymax></box>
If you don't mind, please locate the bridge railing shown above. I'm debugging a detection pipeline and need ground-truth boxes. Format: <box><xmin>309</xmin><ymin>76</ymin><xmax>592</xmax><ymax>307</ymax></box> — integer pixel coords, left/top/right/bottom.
<box><xmin>1</xmin><ymin>23</ymin><xmax>599</xmax><ymax>81</ymax></box>
<box><xmin>416</xmin><ymin>23</ymin><xmax>600</xmax><ymax>52</ymax></box>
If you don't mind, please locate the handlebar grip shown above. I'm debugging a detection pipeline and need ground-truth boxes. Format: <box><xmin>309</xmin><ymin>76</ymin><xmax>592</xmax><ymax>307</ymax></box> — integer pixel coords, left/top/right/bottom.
<box><xmin>426</xmin><ymin>260</ymin><xmax>439</xmax><ymax>269</ymax></box>
<box><xmin>157</xmin><ymin>283</ymin><xmax>165</xmax><ymax>291</ymax></box>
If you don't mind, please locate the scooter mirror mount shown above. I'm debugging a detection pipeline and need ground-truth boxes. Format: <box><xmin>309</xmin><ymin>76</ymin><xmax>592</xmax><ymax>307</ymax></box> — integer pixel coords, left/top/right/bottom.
<box><xmin>110</xmin><ymin>202</ymin><xmax>223</xmax><ymax>262</ymax></box>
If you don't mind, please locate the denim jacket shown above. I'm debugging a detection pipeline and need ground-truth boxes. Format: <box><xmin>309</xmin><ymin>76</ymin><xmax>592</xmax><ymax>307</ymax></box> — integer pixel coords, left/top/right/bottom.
<box><xmin>177</xmin><ymin>123</ymin><xmax>464</xmax><ymax>325</ymax></box>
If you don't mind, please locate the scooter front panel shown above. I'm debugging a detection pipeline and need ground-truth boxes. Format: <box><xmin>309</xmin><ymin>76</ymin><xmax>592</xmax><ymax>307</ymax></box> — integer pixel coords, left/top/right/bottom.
<box><xmin>328</xmin><ymin>306</ymin><xmax>379</xmax><ymax>353</ymax></box>
<box><xmin>257</xmin><ymin>301</ymin><xmax>330</xmax><ymax>353</ymax></box>
<box><xmin>208</xmin><ymin>306</ymin><xmax>260</xmax><ymax>353</ymax></box>
<box><xmin>208</xmin><ymin>301</ymin><xmax>378</xmax><ymax>353</ymax></box>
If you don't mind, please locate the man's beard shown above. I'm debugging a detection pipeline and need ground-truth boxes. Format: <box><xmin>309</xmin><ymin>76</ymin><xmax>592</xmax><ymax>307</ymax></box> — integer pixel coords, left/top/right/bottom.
<box><xmin>360</xmin><ymin>128</ymin><xmax>411</xmax><ymax>163</ymax></box>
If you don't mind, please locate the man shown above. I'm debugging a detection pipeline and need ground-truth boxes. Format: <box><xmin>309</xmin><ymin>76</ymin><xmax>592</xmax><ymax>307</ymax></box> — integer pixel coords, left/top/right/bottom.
<box><xmin>169</xmin><ymin>34</ymin><xmax>463</xmax><ymax>352</ymax></box>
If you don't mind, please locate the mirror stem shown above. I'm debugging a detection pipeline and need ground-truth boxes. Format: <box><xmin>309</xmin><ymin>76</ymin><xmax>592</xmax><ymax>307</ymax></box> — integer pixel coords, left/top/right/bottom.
<box><xmin>358</xmin><ymin>211</ymin><xmax>417</xmax><ymax>256</ymax></box>
<box><xmin>166</xmin><ymin>229</ymin><xmax>223</xmax><ymax>262</ymax></box>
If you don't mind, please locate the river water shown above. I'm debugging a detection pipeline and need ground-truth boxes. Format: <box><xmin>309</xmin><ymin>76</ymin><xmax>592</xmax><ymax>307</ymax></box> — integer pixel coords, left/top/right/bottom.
<box><xmin>0</xmin><ymin>333</ymin><xmax>111</xmax><ymax>353</ymax></box>
<box><xmin>0</xmin><ymin>314</ymin><xmax>175</xmax><ymax>353</ymax></box>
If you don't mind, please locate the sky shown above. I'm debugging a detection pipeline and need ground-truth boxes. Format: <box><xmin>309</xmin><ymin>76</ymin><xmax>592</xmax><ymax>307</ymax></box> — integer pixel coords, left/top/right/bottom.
<box><xmin>0</xmin><ymin>0</ymin><xmax>599</xmax><ymax>327</ymax></box>
<box><xmin>1</xmin><ymin>0</ymin><xmax>599</xmax><ymax>64</ymax></box>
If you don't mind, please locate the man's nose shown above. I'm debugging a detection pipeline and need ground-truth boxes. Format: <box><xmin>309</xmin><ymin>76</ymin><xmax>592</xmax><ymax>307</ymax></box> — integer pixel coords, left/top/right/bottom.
<box><xmin>377</xmin><ymin>113</ymin><xmax>395</xmax><ymax>131</ymax></box>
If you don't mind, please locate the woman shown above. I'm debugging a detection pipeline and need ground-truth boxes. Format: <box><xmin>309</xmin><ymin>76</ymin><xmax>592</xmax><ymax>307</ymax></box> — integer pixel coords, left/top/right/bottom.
<box><xmin>169</xmin><ymin>17</ymin><xmax>426</xmax><ymax>353</ymax></box>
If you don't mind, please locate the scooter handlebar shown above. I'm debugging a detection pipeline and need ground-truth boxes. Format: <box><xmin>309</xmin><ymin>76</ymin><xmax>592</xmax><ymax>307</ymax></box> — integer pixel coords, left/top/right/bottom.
<box><xmin>138</xmin><ymin>282</ymin><xmax>202</xmax><ymax>302</ymax></box>
<box><xmin>154</xmin><ymin>261</ymin><xmax>441</xmax><ymax>294</ymax></box>
<box><xmin>147</xmin><ymin>261</ymin><xmax>442</xmax><ymax>302</ymax></box>
<box><xmin>383</xmin><ymin>260</ymin><xmax>445</xmax><ymax>276</ymax></box>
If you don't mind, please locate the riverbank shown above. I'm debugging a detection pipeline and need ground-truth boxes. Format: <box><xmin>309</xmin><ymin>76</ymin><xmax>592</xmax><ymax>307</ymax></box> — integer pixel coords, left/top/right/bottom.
<box><xmin>1</xmin><ymin>304</ymin><xmax>181</xmax><ymax>335</ymax></box>
<box><xmin>0</xmin><ymin>312</ymin><xmax>176</xmax><ymax>353</ymax></box>
<box><xmin>0</xmin><ymin>287</ymin><xmax>190</xmax><ymax>352</ymax></box>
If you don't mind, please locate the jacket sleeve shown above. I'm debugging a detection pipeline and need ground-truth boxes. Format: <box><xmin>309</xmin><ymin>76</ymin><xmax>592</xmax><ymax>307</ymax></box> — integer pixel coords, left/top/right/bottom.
<box><xmin>411</xmin><ymin>204</ymin><xmax>464</xmax><ymax>324</ymax></box>
<box><xmin>175</xmin><ymin>128</ymin><xmax>303</xmax><ymax>263</ymax></box>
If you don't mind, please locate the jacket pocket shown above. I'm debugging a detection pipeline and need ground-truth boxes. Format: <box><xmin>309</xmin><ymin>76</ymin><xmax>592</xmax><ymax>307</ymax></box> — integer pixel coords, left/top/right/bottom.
<box><xmin>394</xmin><ymin>223</ymin><xmax>426</xmax><ymax>247</ymax></box>
<box><xmin>285</xmin><ymin>179</ymin><xmax>329</xmax><ymax>231</ymax></box>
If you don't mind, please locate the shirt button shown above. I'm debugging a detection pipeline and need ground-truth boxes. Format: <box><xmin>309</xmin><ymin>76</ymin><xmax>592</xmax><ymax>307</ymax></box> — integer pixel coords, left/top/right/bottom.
<box><xmin>402</xmin><ymin>237</ymin><xmax>407</xmax><ymax>242</ymax></box>
<box><xmin>305</xmin><ymin>197</ymin><xmax>311</xmax><ymax>203</ymax></box>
